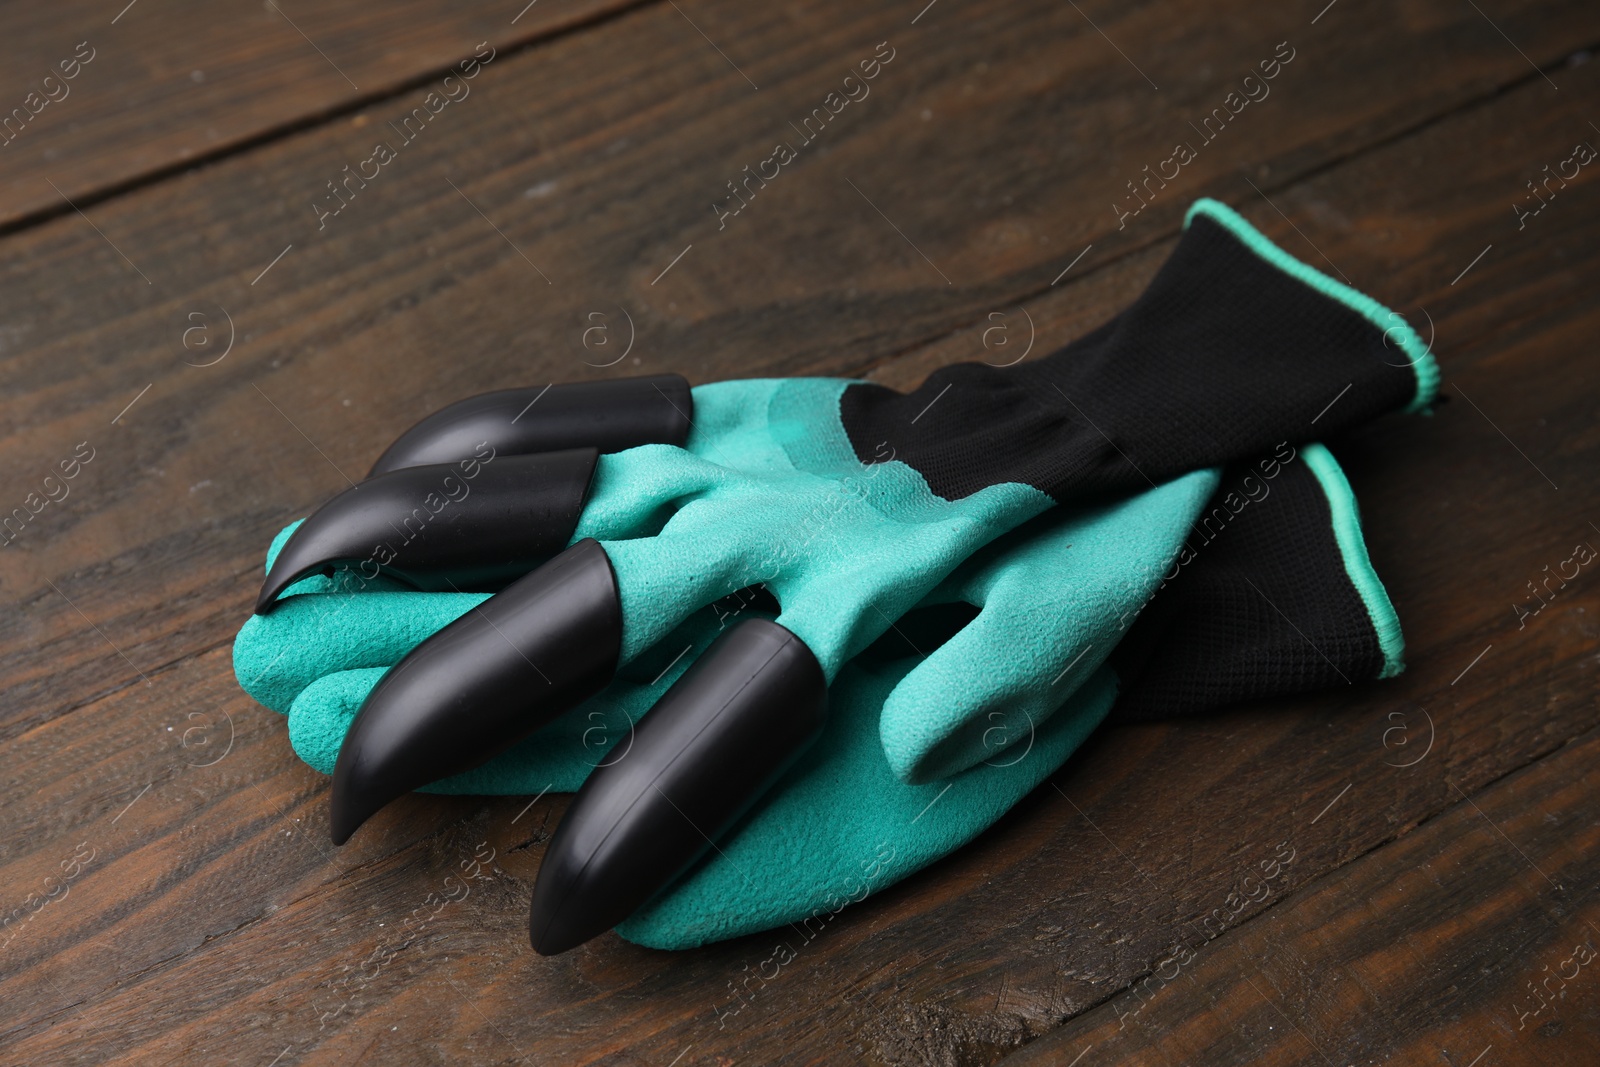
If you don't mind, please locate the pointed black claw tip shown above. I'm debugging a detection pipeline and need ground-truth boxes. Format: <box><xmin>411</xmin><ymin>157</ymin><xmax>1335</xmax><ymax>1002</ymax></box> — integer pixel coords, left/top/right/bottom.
<box><xmin>526</xmin><ymin>855</ymin><xmax>596</xmax><ymax>955</ymax></box>
<box><xmin>254</xmin><ymin>449</ymin><xmax>600</xmax><ymax>613</ymax></box>
<box><xmin>327</xmin><ymin>792</ymin><xmax>369</xmax><ymax>846</ymax></box>
<box><xmin>255</xmin><ymin>571</ymin><xmax>310</xmax><ymax>615</ymax></box>
<box><xmin>328</xmin><ymin>805</ymin><xmax>370</xmax><ymax>846</ymax></box>
<box><xmin>254</xmin><ymin>493</ymin><xmax>363</xmax><ymax>615</ymax></box>
<box><xmin>528</xmin><ymin>904</ymin><xmax>594</xmax><ymax>957</ymax></box>
<box><xmin>328</xmin><ymin>753</ymin><xmax>391</xmax><ymax>846</ymax></box>
<box><xmin>524</xmin><ymin>619</ymin><xmax>827</xmax><ymax>956</ymax></box>
<box><xmin>322</xmin><ymin>539</ymin><xmax>623</xmax><ymax>842</ymax></box>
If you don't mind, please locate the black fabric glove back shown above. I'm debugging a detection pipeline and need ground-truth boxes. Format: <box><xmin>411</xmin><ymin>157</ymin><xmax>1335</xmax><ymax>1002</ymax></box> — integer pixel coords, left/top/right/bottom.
<box><xmin>841</xmin><ymin>200</ymin><xmax>1436</xmax><ymax>502</ymax></box>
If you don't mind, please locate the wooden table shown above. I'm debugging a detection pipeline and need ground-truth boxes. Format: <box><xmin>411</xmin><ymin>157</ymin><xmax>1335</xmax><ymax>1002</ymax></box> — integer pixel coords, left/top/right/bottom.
<box><xmin>2</xmin><ymin>1</ymin><xmax>1596</xmax><ymax>1063</ymax></box>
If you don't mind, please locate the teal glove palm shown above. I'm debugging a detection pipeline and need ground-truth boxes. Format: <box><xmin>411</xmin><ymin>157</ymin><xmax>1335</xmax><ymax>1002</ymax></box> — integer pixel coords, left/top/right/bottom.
<box><xmin>572</xmin><ymin>375</ymin><xmax>1059</xmax><ymax>678</ymax></box>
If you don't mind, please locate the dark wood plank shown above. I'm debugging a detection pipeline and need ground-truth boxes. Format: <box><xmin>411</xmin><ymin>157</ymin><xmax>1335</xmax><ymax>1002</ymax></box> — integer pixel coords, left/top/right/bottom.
<box><xmin>0</xmin><ymin>652</ymin><xmax>537</xmax><ymax>1062</ymax></box>
<box><xmin>0</xmin><ymin>0</ymin><xmax>1597</xmax><ymax>1064</ymax></box>
<box><xmin>0</xmin><ymin>0</ymin><xmax>1591</xmax><ymax>749</ymax></box>
<box><xmin>997</xmin><ymin>725</ymin><xmax>1600</xmax><ymax>1065</ymax></box>
<box><xmin>0</xmin><ymin>0</ymin><xmax>645</xmax><ymax>229</ymax></box>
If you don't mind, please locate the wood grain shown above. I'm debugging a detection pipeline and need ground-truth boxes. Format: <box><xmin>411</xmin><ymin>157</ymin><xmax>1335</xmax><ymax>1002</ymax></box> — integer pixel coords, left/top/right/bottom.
<box><xmin>0</xmin><ymin>0</ymin><xmax>647</xmax><ymax>229</ymax></box>
<box><xmin>998</xmin><ymin>725</ymin><xmax>1600</xmax><ymax>1065</ymax></box>
<box><xmin>0</xmin><ymin>0</ymin><xmax>1597</xmax><ymax>1064</ymax></box>
<box><xmin>0</xmin><ymin>0</ymin><xmax>1591</xmax><ymax>748</ymax></box>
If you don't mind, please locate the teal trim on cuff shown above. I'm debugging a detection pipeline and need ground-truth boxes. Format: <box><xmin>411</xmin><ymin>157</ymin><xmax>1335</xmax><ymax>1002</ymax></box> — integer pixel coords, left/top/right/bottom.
<box><xmin>1299</xmin><ymin>443</ymin><xmax>1405</xmax><ymax>679</ymax></box>
<box><xmin>1184</xmin><ymin>198</ymin><xmax>1440</xmax><ymax>415</ymax></box>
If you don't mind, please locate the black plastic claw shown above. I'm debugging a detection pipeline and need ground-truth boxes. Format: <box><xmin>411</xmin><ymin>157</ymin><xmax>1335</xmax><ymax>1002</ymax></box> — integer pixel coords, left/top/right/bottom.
<box><xmin>255</xmin><ymin>448</ymin><xmax>599</xmax><ymax>614</ymax></box>
<box><xmin>527</xmin><ymin>618</ymin><xmax>827</xmax><ymax>955</ymax></box>
<box><xmin>368</xmin><ymin>374</ymin><xmax>693</xmax><ymax>477</ymax></box>
<box><xmin>329</xmin><ymin>538</ymin><xmax>622</xmax><ymax>844</ymax></box>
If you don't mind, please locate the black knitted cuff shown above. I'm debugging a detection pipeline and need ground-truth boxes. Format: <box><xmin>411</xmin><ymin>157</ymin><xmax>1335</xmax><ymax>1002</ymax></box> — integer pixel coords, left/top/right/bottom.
<box><xmin>840</xmin><ymin>199</ymin><xmax>1438</xmax><ymax>503</ymax></box>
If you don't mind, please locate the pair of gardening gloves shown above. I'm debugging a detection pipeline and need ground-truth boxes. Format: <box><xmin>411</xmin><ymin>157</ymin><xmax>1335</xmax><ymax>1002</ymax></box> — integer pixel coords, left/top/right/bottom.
<box><xmin>234</xmin><ymin>200</ymin><xmax>1434</xmax><ymax>949</ymax></box>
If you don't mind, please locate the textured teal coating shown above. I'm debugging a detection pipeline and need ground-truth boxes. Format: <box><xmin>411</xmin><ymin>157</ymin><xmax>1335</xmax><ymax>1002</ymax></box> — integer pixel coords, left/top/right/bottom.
<box><xmin>284</xmin><ymin>611</ymin><xmax>726</xmax><ymax>795</ymax></box>
<box><xmin>1300</xmin><ymin>443</ymin><xmax>1406</xmax><ymax>679</ymax></box>
<box><xmin>618</xmin><ymin>654</ymin><xmax>1120</xmax><ymax>950</ymax></box>
<box><xmin>575</xmin><ymin>377</ymin><xmax>1056</xmax><ymax>675</ymax></box>
<box><xmin>879</xmin><ymin>466</ymin><xmax>1218</xmax><ymax>782</ymax></box>
<box><xmin>1183</xmin><ymin>198</ymin><xmax>1441</xmax><ymax>414</ymax></box>
<box><xmin>232</xmin><ymin>466</ymin><xmax>1218</xmax><ymax>948</ymax></box>
<box><xmin>237</xmin><ymin>377</ymin><xmax>1217</xmax><ymax>787</ymax></box>
<box><xmin>232</xmin><ymin>519</ymin><xmax>482</xmax><ymax>715</ymax></box>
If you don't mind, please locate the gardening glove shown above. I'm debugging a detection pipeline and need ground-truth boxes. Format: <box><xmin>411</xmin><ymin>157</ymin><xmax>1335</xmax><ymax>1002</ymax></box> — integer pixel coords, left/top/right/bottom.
<box><xmin>245</xmin><ymin>198</ymin><xmax>1436</xmax><ymax>856</ymax></box>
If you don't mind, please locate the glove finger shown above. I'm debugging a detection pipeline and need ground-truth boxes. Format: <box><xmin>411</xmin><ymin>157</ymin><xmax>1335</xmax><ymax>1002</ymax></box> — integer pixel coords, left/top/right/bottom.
<box><xmin>878</xmin><ymin>598</ymin><xmax>1111</xmax><ymax>784</ymax></box>
<box><xmin>285</xmin><ymin>607</ymin><xmax>734</xmax><ymax>794</ymax></box>
<box><xmin>571</xmin><ymin>444</ymin><xmax>729</xmax><ymax>544</ymax></box>
<box><xmin>233</xmin><ymin>588</ymin><xmax>488</xmax><ymax>714</ymax></box>
<box><xmin>615</xmin><ymin>659</ymin><xmax>1117</xmax><ymax>951</ymax></box>
<box><xmin>256</xmin><ymin>449</ymin><xmax>600</xmax><ymax>612</ymax></box>
<box><xmin>367</xmin><ymin>374</ymin><xmax>692</xmax><ymax>476</ymax></box>
<box><xmin>263</xmin><ymin>518</ymin><xmax>412</xmax><ymax>596</ymax></box>
<box><xmin>527</xmin><ymin>617</ymin><xmax>827</xmax><ymax>955</ymax></box>
<box><xmin>260</xmin><ymin>441</ymin><xmax>734</xmax><ymax>614</ymax></box>
<box><xmin>602</xmin><ymin>520</ymin><xmax>784</xmax><ymax>664</ymax></box>
<box><xmin>288</xmin><ymin>669</ymin><xmax>624</xmax><ymax>795</ymax></box>
<box><xmin>244</xmin><ymin>444</ymin><xmax>728</xmax><ymax>715</ymax></box>
<box><xmin>881</xmin><ymin>468</ymin><xmax>1217</xmax><ymax>783</ymax></box>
